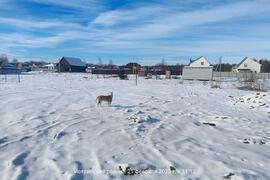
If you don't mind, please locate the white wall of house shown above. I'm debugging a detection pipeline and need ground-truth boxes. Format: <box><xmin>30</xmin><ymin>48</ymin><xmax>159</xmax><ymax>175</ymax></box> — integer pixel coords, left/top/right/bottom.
<box><xmin>236</xmin><ymin>58</ymin><xmax>261</xmax><ymax>73</ymax></box>
<box><xmin>183</xmin><ymin>57</ymin><xmax>213</xmax><ymax>80</ymax></box>
<box><xmin>183</xmin><ymin>67</ymin><xmax>213</xmax><ymax>80</ymax></box>
<box><xmin>189</xmin><ymin>57</ymin><xmax>211</xmax><ymax>67</ymax></box>
<box><xmin>43</xmin><ymin>64</ymin><xmax>55</xmax><ymax>71</ymax></box>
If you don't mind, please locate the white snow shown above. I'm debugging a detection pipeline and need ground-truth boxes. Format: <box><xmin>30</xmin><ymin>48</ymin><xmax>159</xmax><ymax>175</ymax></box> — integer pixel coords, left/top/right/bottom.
<box><xmin>0</xmin><ymin>73</ymin><xmax>269</xmax><ymax>180</ymax></box>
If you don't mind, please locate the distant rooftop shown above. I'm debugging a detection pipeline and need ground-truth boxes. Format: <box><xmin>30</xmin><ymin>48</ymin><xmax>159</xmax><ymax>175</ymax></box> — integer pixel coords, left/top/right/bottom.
<box><xmin>61</xmin><ymin>57</ymin><xmax>85</xmax><ymax>66</ymax></box>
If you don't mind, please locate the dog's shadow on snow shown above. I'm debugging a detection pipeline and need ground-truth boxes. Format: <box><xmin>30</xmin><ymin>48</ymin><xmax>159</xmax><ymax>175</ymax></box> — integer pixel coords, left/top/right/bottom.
<box><xmin>111</xmin><ymin>105</ymin><xmax>136</xmax><ymax>109</ymax></box>
<box><xmin>145</xmin><ymin>116</ymin><xmax>160</xmax><ymax>124</ymax></box>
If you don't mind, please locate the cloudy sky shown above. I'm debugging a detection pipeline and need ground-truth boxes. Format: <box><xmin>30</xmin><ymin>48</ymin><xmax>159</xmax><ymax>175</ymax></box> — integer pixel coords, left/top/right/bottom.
<box><xmin>0</xmin><ymin>0</ymin><xmax>269</xmax><ymax>65</ymax></box>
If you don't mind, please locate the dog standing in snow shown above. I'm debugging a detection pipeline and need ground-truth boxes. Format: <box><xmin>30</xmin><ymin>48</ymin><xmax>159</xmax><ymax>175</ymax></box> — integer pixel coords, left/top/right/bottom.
<box><xmin>96</xmin><ymin>92</ymin><xmax>113</xmax><ymax>106</ymax></box>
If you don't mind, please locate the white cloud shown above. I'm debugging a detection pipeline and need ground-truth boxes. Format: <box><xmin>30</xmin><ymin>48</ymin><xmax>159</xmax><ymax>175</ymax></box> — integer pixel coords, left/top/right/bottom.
<box><xmin>0</xmin><ymin>33</ymin><xmax>68</xmax><ymax>48</ymax></box>
<box><xmin>109</xmin><ymin>0</ymin><xmax>270</xmax><ymax>40</ymax></box>
<box><xmin>91</xmin><ymin>5</ymin><xmax>167</xmax><ymax>26</ymax></box>
<box><xmin>0</xmin><ymin>17</ymin><xmax>83</xmax><ymax>30</ymax></box>
<box><xmin>27</xmin><ymin>0</ymin><xmax>104</xmax><ymax>10</ymax></box>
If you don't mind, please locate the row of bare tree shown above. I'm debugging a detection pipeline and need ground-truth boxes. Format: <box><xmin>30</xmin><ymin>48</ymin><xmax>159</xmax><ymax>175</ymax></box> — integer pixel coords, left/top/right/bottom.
<box><xmin>0</xmin><ymin>54</ymin><xmax>18</xmax><ymax>66</ymax></box>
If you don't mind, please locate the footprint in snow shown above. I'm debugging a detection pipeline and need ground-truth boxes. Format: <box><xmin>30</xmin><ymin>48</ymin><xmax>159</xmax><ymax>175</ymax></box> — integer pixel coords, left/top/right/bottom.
<box><xmin>12</xmin><ymin>152</ymin><xmax>29</xmax><ymax>166</ymax></box>
<box><xmin>137</xmin><ymin>124</ymin><xmax>147</xmax><ymax>132</ymax></box>
<box><xmin>241</xmin><ymin>138</ymin><xmax>267</xmax><ymax>145</ymax></box>
<box><xmin>0</xmin><ymin>137</ymin><xmax>8</xmax><ymax>144</ymax></box>
<box><xmin>145</xmin><ymin>115</ymin><xmax>160</xmax><ymax>124</ymax></box>
<box><xmin>54</xmin><ymin>131</ymin><xmax>67</xmax><ymax>140</ymax></box>
<box><xmin>19</xmin><ymin>136</ymin><xmax>31</xmax><ymax>142</ymax></box>
<box><xmin>203</xmin><ymin>122</ymin><xmax>216</xmax><ymax>127</ymax></box>
<box><xmin>224</xmin><ymin>172</ymin><xmax>235</xmax><ymax>179</ymax></box>
<box><xmin>193</xmin><ymin>121</ymin><xmax>201</xmax><ymax>126</ymax></box>
<box><xmin>215</xmin><ymin>116</ymin><xmax>229</xmax><ymax>120</ymax></box>
<box><xmin>17</xmin><ymin>166</ymin><xmax>29</xmax><ymax>180</ymax></box>
<box><xmin>135</xmin><ymin>110</ymin><xmax>144</xmax><ymax>115</ymax></box>
<box><xmin>221</xmin><ymin>116</ymin><xmax>229</xmax><ymax>120</ymax></box>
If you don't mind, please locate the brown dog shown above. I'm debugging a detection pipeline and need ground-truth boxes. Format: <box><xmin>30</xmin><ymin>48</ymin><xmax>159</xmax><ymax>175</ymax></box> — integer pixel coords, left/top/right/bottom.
<box><xmin>96</xmin><ymin>92</ymin><xmax>113</xmax><ymax>106</ymax></box>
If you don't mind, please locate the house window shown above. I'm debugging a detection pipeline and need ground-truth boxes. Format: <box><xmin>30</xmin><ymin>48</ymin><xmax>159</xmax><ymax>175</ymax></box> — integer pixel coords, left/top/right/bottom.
<box><xmin>201</xmin><ymin>62</ymin><xmax>204</xmax><ymax>65</ymax></box>
<box><xmin>244</xmin><ymin>63</ymin><xmax>248</xmax><ymax>67</ymax></box>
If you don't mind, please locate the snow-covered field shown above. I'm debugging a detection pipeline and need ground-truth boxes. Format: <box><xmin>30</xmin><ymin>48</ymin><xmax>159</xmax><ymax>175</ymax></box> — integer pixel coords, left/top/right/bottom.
<box><xmin>0</xmin><ymin>73</ymin><xmax>269</xmax><ymax>180</ymax></box>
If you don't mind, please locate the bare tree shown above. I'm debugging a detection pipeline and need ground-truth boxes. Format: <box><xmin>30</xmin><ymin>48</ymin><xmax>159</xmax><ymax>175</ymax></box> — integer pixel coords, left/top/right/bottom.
<box><xmin>12</xmin><ymin>58</ymin><xmax>19</xmax><ymax>64</ymax></box>
<box><xmin>156</xmin><ymin>58</ymin><xmax>166</xmax><ymax>71</ymax></box>
<box><xmin>109</xmin><ymin>59</ymin><xmax>113</xmax><ymax>65</ymax></box>
<box><xmin>108</xmin><ymin>59</ymin><xmax>114</xmax><ymax>69</ymax></box>
<box><xmin>98</xmin><ymin>58</ymin><xmax>102</xmax><ymax>66</ymax></box>
<box><xmin>0</xmin><ymin>54</ymin><xmax>9</xmax><ymax>65</ymax></box>
<box><xmin>161</xmin><ymin>58</ymin><xmax>166</xmax><ymax>66</ymax></box>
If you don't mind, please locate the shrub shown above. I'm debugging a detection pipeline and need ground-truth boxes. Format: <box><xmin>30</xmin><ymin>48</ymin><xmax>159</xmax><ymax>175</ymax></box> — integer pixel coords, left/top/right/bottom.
<box><xmin>210</xmin><ymin>81</ymin><xmax>220</xmax><ymax>89</ymax></box>
<box><xmin>237</xmin><ymin>73</ymin><xmax>268</xmax><ymax>92</ymax></box>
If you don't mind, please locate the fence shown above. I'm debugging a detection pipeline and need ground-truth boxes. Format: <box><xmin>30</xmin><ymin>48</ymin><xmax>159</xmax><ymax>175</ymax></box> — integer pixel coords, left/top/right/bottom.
<box><xmin>0</xmin><ymin>69</ymin><xmax>21</xmax><ymax>82</ymax></box>
<box><xmin>213</xmin><ymin>72</ymin><xmax>270</xmax><ymax>79</ymax></box>
<box><xmin>91</xmin><ymin>69</ymin><xmax>133</xmax><ymax>75</ymax></box>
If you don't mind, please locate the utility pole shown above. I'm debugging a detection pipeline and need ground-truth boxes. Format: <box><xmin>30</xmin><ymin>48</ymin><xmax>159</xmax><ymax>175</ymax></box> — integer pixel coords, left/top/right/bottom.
<box><xmin>58</xmin><ymin>59</ymin><xmax>61</xmax><ymax>73</ymax></box>
<box><xmin>135</xmin><ymin>70</ymin><xmax>138</xmax><ymax>86</ymax></box>
<box><xmin>133</xmin><ymin>57</ymin><xmax>138</xmax><ymax>86</ymax></box>
<box><xmin>18</xmin><ymin>72</ymin><xmax>20</xmax><ymax>83</ymax></box>
<box><xmin>219</xmin><ymin>56</ymin><xmax>222</xmax><ymax>82</ymax></box>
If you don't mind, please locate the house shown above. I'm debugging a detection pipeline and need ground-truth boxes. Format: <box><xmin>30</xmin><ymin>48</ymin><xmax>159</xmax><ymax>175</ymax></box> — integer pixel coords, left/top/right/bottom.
<box><xmin>58</xmin><ymin>57</ymin><xmax>86</xmax><ymax>72</ymax></box>
<box><xmin>182</xmin><ymin>56</ymin><xmax>213</xmax><ymax>80</ymax></box>
<box><xmin>125</xmin><ymin>62</ymin><xmax>141</xmax><ymax>74</ymax></box>
<box><xmin>138</xmin><ymin>70</ymin><xmax>147</xmax><ymax>77</ymax></box>
<box><xmin>21</xmin><ymin>61</ymin><xmax>46</xmax><ymax>71</ymax></box>
<box><xmin>189</xmin><ymin>56</ymin><xmax>210</xmax><ymax>67</ymax></box>
<box><xmin>42</xmin><ymin>63</ymin><xmax>55</xmax><ymax>72</ymax></box>
<box><xmin>232</xmin><ymin>57</ymin><xmax>261</xmax><ymax>73</ymax></box>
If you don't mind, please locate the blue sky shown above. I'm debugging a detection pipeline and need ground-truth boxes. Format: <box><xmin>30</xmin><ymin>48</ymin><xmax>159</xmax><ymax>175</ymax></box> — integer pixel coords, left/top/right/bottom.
<box><xmin>0</xmin><ymin>0</ymin><xmax>270</xmax><ymax>65</ymax></box>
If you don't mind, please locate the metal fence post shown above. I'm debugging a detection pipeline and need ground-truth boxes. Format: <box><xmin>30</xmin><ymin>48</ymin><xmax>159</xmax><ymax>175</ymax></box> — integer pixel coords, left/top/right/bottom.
<box><xmin>18</xmin><ymin>72</ymin><xmax>20</xmax><ymax>83</ymax></box>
